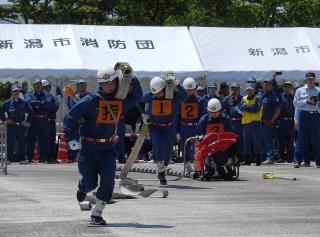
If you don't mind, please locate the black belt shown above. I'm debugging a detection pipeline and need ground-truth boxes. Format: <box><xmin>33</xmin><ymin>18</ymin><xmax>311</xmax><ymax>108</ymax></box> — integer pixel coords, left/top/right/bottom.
<box><xmin>181</xmin><ymin>122</ymin><xmax>198</xmax><ymax>126</ymax></box>
<box><xmin>34</xmin><ymin>115</ymin><xmax>48</xmax><ymax>118</ymax></box>
<box><xmin>301</xmin><ymin>110</ymin><xmax>319</xmax><ymax>114</ymax></box>
<box><xmin>151</xmin><ymin>122</ymin><xmax>173</xmax><ymax>127</ymax></box>
<box><xmin>231</xmin><ymin>118</ymin><xmax>242</xmax><ymax>121</ymax></box>
<box><xmin>7</xmin><ymin>122</ymin><xmax>23</xmax><ymax>126</ymax></box>
<box><xmin>82</xmin><ymin>136</ymin><xmax>113</xmax><ymax>143</ymax></box>
<box><xmin>282</xmin><ymin>117</ymin><xmax>293</xmax><ymax>120</ymax></box>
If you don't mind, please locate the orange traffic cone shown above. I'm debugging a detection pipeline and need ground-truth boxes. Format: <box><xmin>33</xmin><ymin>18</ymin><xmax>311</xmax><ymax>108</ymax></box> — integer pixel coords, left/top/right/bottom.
<box><xmin>32</xmin><ymin>142</ymin><xmax>38</xmax><ymax>163</ymax></box>
<box><xmin>57</xmin><ymin>130</ymin><xmax>68</xmax><ymax>163</ymax></box>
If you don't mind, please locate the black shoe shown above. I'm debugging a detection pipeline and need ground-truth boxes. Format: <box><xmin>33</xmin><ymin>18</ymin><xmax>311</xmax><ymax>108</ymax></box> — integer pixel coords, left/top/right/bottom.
<box><xmin>90</xmin><ymin>215</ymin><xmax>106</xmax><ymax>226</ymax></box>
<box><xmin>45</xmin><ymin>160</ymin><xmax>56</xmax><ymax>164</ymax></box>
<box><xmin>294</xmin><ymin>164</ymin><xmax>300</xmax><ymax>168</ymax></box>
<box><xmin>157</xmin><ymin>172</ymin><xmax>167</xmax><ymax>185</ymax></box>
<box><xmin>67</xmin><ymin>160</ymin><xmax>74</xmax><ymax>163</ymax></box>
<box><xmin>159</xmin><ymin>178</ymin><xmax>167</xmax><ymax>185</ymax></box>
<box><xmin>76</xmin><ymin>190</ymin><xmax>87</xmax><ymax>202</ymax></box>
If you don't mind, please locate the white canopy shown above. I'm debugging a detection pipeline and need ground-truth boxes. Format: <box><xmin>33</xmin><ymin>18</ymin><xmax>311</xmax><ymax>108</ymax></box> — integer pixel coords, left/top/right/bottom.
<box><xmin>0</xmin><ymin>24</ymin><xmax>204</xmax><ymax>79</ymax></box>
<box><xmin>190</xmin><ymin>27</ymin><xmax>320</xmax><ymax>81</ymax></box>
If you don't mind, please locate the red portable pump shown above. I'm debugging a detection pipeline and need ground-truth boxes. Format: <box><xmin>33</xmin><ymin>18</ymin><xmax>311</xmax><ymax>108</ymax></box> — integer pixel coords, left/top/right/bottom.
<box><xmin>192</xmin><ymin>132</ymin><xmax>239</xmax><ymax>180</ymax></box>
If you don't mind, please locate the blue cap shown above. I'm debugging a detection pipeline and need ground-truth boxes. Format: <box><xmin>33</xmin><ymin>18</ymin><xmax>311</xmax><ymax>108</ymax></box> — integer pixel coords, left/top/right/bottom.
<box><xmin>207</xmin><ymin>83</ymin><xmax>217</xmax><ymax>88</ymax></box>
<box><xmin>11</xmin><ymin>84</ymin><xmax>20</xmax><ymax>91</ymax></box>
<box><xmin>246</xmin><ymin>83</ymin><xmax>255</xmax><ymax>90</ymax></box>
<box><xmin>263</xmin><ymin>78</ymin><xmax>272</xmax><ymax>84</ymax></box>
<box><xmin>76</xmin><ymin>79</ymin><xmax>86</xmax><ymax>84</ymax></box>
<box><xmin>230</xmin><ymin>82</ymin><xmax>240</xmax><ymax>88</ymax></box>
<box><xmin>32</xmin><ymin>78</ymin><xmax>42</xmax><ymax>85</ymax></box>
<box><xmin>247</xmin><ymin>77</ymin><xmax>256</xmax><ymax>83</ymax></box>
<box><xmin>196</xmin><ymin>85</ymin><xmax>204</xmax><ymax>91</ymax></box>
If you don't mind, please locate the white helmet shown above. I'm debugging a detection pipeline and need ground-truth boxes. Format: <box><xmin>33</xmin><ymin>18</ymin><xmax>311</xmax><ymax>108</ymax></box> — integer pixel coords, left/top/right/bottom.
<box><xmin>97</xmin><ymin>66</ymin><xmax>119</xmax><ymax>83</ymax></box>
<box><xmin>207</xmin><ymin>98</ymin><xmax>221</xmax><ymax>112</ymax></box>
<box><xmin>183</xmin><ymin>77</ymin><xmax>196</xmax><ymax>90</ymax></box>
<box><xmin>150</xmin><ymin>77</ymin><xmax>165</xmax><ymax>94</ymax></box>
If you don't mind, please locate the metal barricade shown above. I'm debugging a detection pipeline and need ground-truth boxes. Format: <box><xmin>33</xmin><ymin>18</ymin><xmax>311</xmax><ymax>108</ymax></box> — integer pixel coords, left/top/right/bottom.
<box><xmin>0</xmin><ymin>124</ymin><xmax>7</xmax><ymax>175</ymax></box>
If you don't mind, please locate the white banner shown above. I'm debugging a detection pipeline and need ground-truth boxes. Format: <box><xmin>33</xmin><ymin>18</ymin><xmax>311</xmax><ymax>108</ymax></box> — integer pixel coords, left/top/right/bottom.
<box><xmin>190</xmin><ymin>27</ymin><xmax>320</xmax><ymax>74</ymax></box>
<box><xmin>0</xmin><ymin>25</ymin><xmax>204</xmax><ymax>79</ymax></box>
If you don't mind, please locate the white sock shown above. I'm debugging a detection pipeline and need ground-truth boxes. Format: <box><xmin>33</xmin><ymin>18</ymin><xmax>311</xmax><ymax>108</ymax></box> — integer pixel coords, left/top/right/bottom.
<box><xmin>91</xmin><ymin>198</ymin><xmax>105</xmax><ymax>217</ymax></box>
<box><xmin>185</xmin><ymin>161</ymin><xmax>192</xmax><ymax>170</ymax></box>
<box><xmin>156</xmin><ymin>161</ymin><xmax>165</xmax><ymax>173</ymax></box>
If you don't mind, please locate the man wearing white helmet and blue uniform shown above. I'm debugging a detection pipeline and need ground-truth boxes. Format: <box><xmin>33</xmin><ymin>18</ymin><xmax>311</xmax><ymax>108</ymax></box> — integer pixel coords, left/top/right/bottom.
<box><xmin>196</xmin><ymin>98</ymin><xmax>232</xmax><ymax>136</ymax></box>
<box><xmin>138</xmin><ymin>74</ymin><xmax>187</xmax><ymax>185</ymax></box>
<box><xmin>63</xmin><ymin>66</ymin><xmax>133</xmax><ymax>225</ymax></box>
<box><xmin>178</xmin><ymin>77</ymin><xmax>206</xmax><ymax>169</ymax></box>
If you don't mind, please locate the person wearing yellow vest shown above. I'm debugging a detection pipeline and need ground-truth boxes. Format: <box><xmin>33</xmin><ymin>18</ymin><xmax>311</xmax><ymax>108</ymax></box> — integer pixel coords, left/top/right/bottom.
<box><xmin>237</xmin><ymin>83</ymin><xmax>262</xmax><ymax>166</ymax></box>
<box><xmin>196</xmin><ymin>98</ymin><xmax>232</xmax><ymax>136</ymax></box>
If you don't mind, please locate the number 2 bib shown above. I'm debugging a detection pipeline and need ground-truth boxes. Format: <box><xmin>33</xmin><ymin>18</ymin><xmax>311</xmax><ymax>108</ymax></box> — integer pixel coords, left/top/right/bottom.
<box><xmin>181</xmin><ymin>103</ymin><xmax>198</xmax><ymax>119</ymax></box>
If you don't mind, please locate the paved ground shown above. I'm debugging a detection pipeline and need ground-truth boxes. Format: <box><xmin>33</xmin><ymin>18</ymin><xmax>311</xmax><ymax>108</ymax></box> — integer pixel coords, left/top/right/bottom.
<box><xmin>1</xmin><ymin>162</ymin><xmax>320</xmax><ymax>237</ymax></box>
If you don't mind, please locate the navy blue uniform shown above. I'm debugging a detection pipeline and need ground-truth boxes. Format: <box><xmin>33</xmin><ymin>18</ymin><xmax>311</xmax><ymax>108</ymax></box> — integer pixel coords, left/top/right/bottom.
<box><xmin>63</xmin><ymin>89</ymin><xmax>130</xmax><ymax>202</ymax></box>
<box><xmin>222</xmin><ymin>95</ymin><xmax>243</xmax><ymax>158</ymax></box>
<box><xmin>46</xmin><ymin>92</ymin><xmax>60</xmax><ymax>161</ymax></box>
<box><xmin>178</xmin><ymin>94</ymin><xmax>206</xmax><ymax>162</ymax></box>
<box><xmin>260</xmin><ymin>91</ymin><xmax>281</xmax><ymax>161</ymax></box>
<box><xmin>67</xmin><ymin>91</ymin><xmax>90</xmax><ymax>110</ymax></box>
<box><xmin>1</xmin><ymin>98</ymin><xmax>33</xmax><ymax>162</ymax></box>
<box><xmin>139</xmin><ymin>85</ymin><xmax>187</xmax><ymax>167</ymax></box>
<box><xmin>293</xmin><ymin>85</ymin><xmax>320</xmax><ymax>166</ymax></box>
<box><xmin>196</xmin><ymin>114</ymin><xmax>232</xmax><ymax>136</ymax></box>
<box><xmin>278</xmin><ymin>93</ymin><xmax>294</xmax><ymax>162</ymax></box>
<box><xmin>203</xmin><ymin>93</ymin><xmax>220</xmax><ymax>102</ymax></box>
<box><xmin>25</xmin><ymin>91</ymin><xmax>52</xmax><ymax>162</ymax></box>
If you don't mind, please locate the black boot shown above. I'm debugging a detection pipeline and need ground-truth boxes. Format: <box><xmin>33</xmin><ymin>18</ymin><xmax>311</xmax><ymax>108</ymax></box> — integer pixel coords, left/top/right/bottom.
<box><xmin>256</xmin><ymin>154</ymin><xmax>262</xmax><ymax>166</ymax></box>
<box><xmin>76</xmin><ymin>190</ymin><xmax>87</xmax><ymax>202</ymax></box>
<box><xmin>157</xmin><ymin>172</ymin><xmax>167</xmax><ymax>185</ymax></box>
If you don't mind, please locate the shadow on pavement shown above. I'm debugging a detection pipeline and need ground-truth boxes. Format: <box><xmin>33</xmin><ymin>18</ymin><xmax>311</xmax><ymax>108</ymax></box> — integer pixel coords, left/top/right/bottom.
<box><xmin>106</xmin><ymin>222</ymin><xmax>175</xmax><ymax>228</ymax></box>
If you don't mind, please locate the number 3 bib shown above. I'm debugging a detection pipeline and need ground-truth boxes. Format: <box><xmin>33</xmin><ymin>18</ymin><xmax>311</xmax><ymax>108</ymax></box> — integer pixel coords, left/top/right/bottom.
<box><xmin>206</xmin><ymin>123</ymin><xmax>224</xmax><ymax>133</ymax></box>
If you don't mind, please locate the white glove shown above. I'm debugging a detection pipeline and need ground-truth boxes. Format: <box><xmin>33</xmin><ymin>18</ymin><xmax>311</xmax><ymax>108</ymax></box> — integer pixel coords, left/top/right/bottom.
<box><xmin>68</xmin><ymin>140</ymin><xmax>81</xmax><ymax>151</ymax></box>
<box><xmin>142</xmin><ymin>114</ymin><xmax>150</xmax><ymax>124</ymax></box>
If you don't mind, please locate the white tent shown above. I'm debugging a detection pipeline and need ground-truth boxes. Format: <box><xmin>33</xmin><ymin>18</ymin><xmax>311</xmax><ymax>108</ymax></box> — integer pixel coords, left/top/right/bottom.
<box><xmin>189</xmin><ymin>27</ymin><xmax>320</xmax><ymax>82</ymax></box>
<box><xmin>0</xmin><ymin>24</ymin><xmax>205</xmax><ymax>122</ymax></box>
<box><xmin>0</xmin><ymin>24</ymin><xmax>204</xmax><ymax>79</ymax></box>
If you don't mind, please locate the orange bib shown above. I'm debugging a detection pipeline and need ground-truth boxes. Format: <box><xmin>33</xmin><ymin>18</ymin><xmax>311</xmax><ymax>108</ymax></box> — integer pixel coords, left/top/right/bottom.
<box><xmin>151</xmin><ymin>99</ymin><xmax>172</xmax><ymax>116</ymax></box>
<box><xmin>96</xmin><ymin>100</ymin><xmax>123</xmax><ymax>124</ymax></box>
<box><xmin>181</xmin><ymin>103</ymin><xmax>199</xmax><ymax>119</ymax></box>
<box><xmin>206</xmin><ymin>123</ymin><xmax>224</xmax><ymax>133</ymax></box>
